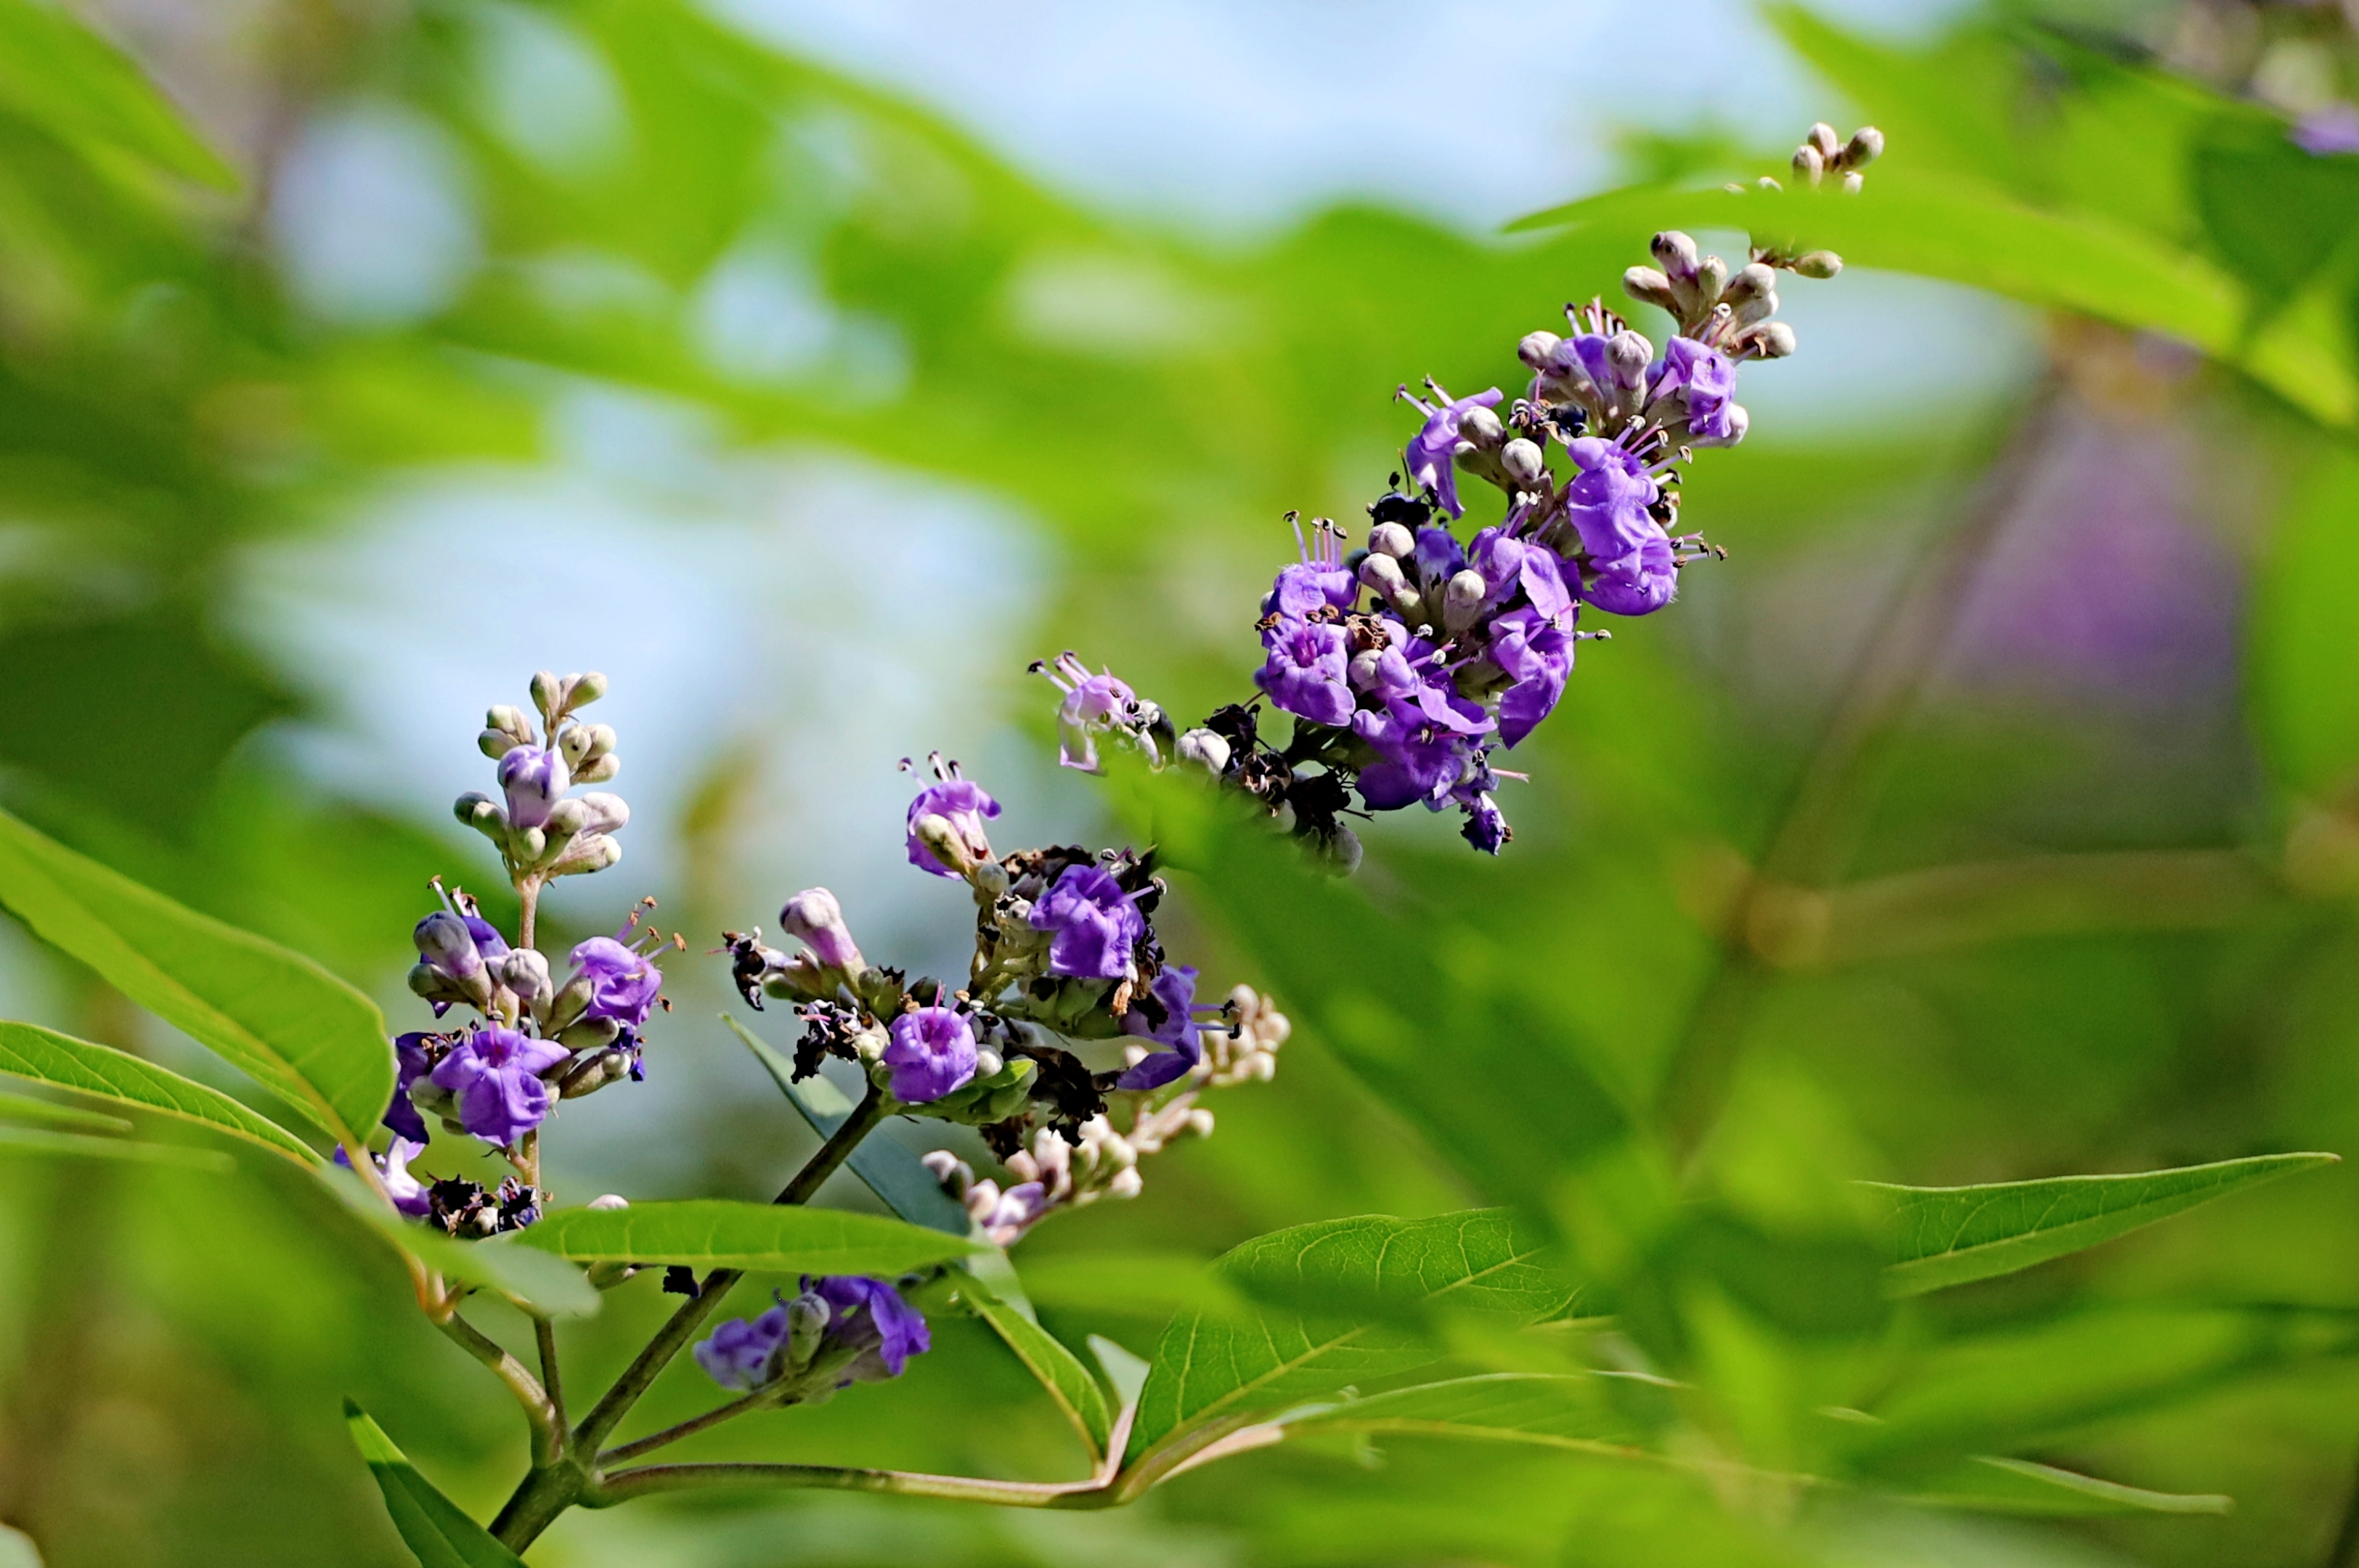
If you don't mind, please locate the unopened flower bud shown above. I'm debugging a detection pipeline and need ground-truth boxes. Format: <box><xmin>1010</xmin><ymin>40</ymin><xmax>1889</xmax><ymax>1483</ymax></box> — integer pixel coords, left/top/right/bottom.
<box><xmin>558</xmin><ymin>1047</ymin><xmax>630</xmax><ymax>1097</ymax></box>
<box><xmin>786</xmin><ymin>1294</ymin><xmax>829</xmax><ymax>1368</ymax></box>
<box><xmin>1442</xmin><ymin>569</ymin><xmax>1488</xmax><ymax>632</ymax></box>
<box><xmin>1843</xmin><ymin>126</ymin><xmax>1883</xmax><ymax>168</ymax></box>
<box><xmin>1651</xmin><ymin>229</ymin><xmax>1700</xmax><ymax>282</ymax></box>
<box><xmin>497</xmin><ymin>948</ymin><xmax>553</xmax><ymax>1013</ymax></box>
<box><xmin>1841</xmin><ymin>171</ymin><xmax>1864</xmax><ymax>195</ymax></box>
<box><xmin>1623</xmin><ymin>266</ymin><xmax>1677</xmax><ymax>312</ymax></box>
<box><xmin>1187</xmin><ymin>1108</ymin><xmax>1215</xmax><ymax>1138</ymax></box>
<box><xmin>547</xmin><ymin>973</ymin><xmax>594</xmax><ymax>1032</ymax></box>
<box><xmin>1692</xmin><ymin>402</ymin><xmax>1749</xmax><ymax>448</ymax></box>
<box><xmin>553</xmin><ymin>834</ymin><xmax>622</xmax><ymax>877</ymax></box>
<box><xmin>1745</xmin><ymin>322</ymin><xmax>1797</xmax><ymax>359</ymax></box>
<box><xmin>1517</xmin><ymin>330</ymin><xmax>1563</xmax><ymax>369</ymax></box>
<box><xmin>588</xmin><ymin>1193</ymin><xmax>629</xmax><ymax>1210</ymax></box>
<box><xmin>1456</xmin><ymin>404</ymin><xmax>1504</xmax><ymax>451</ymax></box>
<box><xmin>529</xmin><ymin>670</ymin><xmax>563</xmax><ymax>723</ymax></box>
<box><xmin>781</xmin><ymin>887</ymin><xmax>865</xmax><ymax>973</ymax></box>
<box><xmin>455</xmin><ymin>792</ymin><xmax>505</xmax><ymax>839</ymax></box>
<box><xmin>1733</xmin><ymin>287</ymin><xmax>1780</xmax><ymax>327</ymax></box>
<box><xmin>1606</xmin><ymin>330</ymin><xmax>1653</xmax><ymax>388</ymax></box>
<box><xmin>558</xmin><ymin>1016</ymin><xmax>622</xmax><ymax>1053</ymax></box>
<box><xmin>1176</xmin><ymin>728</ymin><xmax>1231</xmax><ymax>775</ymax></box>
<box><xmin>542</xmin><ymin>797</ymin><xmax>590</xmax><ymax>842</ymax></box>
<box><xmin>1499</xmin><ymin>438</ymin><xmax>1546</xmax><ymax>489</ymax></box>
<box><xmin>486</xmin><ymin>703</ymin><xmax>534</xmax><ymax>744</ymax></box>
<box><xmin>912</xmin><ymin>814</ymin><xmax>977</xmax><ymax>877</ymax></box>
<box><xmin>1348</xmin><ymin>649</ymin><xmax>1385</xmax><ymax>690</ymax></box>
<box><xmin>1367</xmin><ymin>521</ymin><xmax>1414</xmax><ymax>559</ymax></box>
<box><xmin>1359</xmin><ymin>552</ymin><xmax>1409</xmax><ymax>600</ymax></box>
<box><xmin>1721</xmin><ymin>263</ymin><xmax>1777</xmax><ymax>309</ymax></box>
<box><xmin>1693</xmin><ymin>254</ymin><xmax>1728</xmax><ymax>308</ymax></box>
<box><xmin>921</xmin><ymin>1148</ymin><xmax>973</xmax><ymax>1198</ymax></box>
<box><xmin>1793</xmin><ymin>143</ymin><xmax>1825</xmax><ymax>185</ymax></box>
<box><xmin>576</xmin><ymin>792</ymin><xmax>629</xmax><ymax>836</ymax></box>
<box><xmin>971</xmin><ymin>859</ymin><xmax>1009</xmax><ymax>899</ymax></box>
<box><xmin>1793</xmin><ymin>250</ymin><xmax>1843</xmax><ymax>279</ymax></box>
<box><xmin>498</xmin><ymin>746</ymin><xmax>569</xmax><ymax>830</ymax></box>
<box><xmin>478</xmin><ymin>729</ymin><xmax>517</xmax><ymax>760</ymax></box>
<box><xmin>1808</xmin><ymin>122</ymin><xmax>1841</xmax><ymax>160</ymax></box>
<box><xmin>414</xmin><ymin>911</ymin><xmax>483</xmax><ymax>979</ymax></box>
<box><xmin>558</xmin><ymin>725</ymin><xmax>595</xmax><ymax>769</ymax></box>
<box><xmin>1107</xmin><ymin>1167</ymin><xmax>1144</xmax><ymax>1200</ymax></box>
<box><xmin>1321</xmin><ymin>823</ymin><xmax>1365</xmax><ymax>877</ymax></box>
<box><xmin>563</xmin><ymin>671</ymin><xmax>608</xmax><ymax>710</ymax></box>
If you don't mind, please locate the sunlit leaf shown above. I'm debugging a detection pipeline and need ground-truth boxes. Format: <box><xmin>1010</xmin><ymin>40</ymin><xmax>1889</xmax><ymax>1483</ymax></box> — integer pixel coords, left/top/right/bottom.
<box><xmin>344</xmin><ymin>1401</ymin><xmax>526</xmax><ymax>1568</ymax></box>
<box><xmin>0</xmin><ymin>806</ymin><xmax>394</xmax><ymax>1145</ymax></box>
<box><xmin>510</xmin><ymin>1199</ymin><xmax>980</xmax><ymax>1276</ymax></box>
<box><xmin>0</xmin><ymin>1086</ymin><xmax>128</xmax><ymax>1135</ymax></box>
<box><xmin>0</xmin><ymin>1121</ymin><xmax>230</xmax><ymax>1169</ymax></box>
<box><xmin>1902</xmin><ymin>1455</ymin><xmax>2231</xmax><ymax>1516</ymax></box>
<box><xmin>1873</xmin><ymin>1152</ymin><xmax>2337</xmax><ymax>1294</ymax></box>
<box><xmin>960</xmin><ymin>1268</ymin><xmax>1113</xmax><ymax>1461</ymax></box>
<box><xmin>0</xmin><ymin>1018</ymin><xmax>320</xmax><ymax>1164</ymax></box>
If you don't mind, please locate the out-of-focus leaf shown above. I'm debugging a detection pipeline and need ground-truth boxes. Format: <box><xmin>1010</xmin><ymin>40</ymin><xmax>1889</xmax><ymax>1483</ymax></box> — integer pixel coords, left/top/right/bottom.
<box><xmin>1872</xmin><ymin>1152</ymin><xmax>2337</xmax><ymax>1294</ymax></box>
<box><xmin>2254</xmin><ymin>448</ymin><xmax>2359</xmax><ymax>796</ymax></box>
<box><xmin>0</xmin><ymin>1121</ymin><xmax>230</xmax><ymax>1169</ymax></box>
<box><xmin>724</xmin><ymin>1015</ymin><xmax>971</xmax><ymax>1236</ymax></box>
<box><xmin>1274</xmin><ymin>1373</ymin><xmax>1642</xmax><ymax>1458</ymax></box>
<box><xmin>1019</xmin><ymin>1251</ymin><xmax>1242</xmax><ymax>1319</ymax></box>
<box><xmin>0</xmin><ymin>1019</ymin><xmax>320</xmax><ymax>1164</ymax></box>
<box><xmin>0</xmin><ymin>805</ymin><xmax>394</xmax><ymax>1144</ymax></box>
<box><xmin>2191</xmin><ymin>108</ymin><xmax>2359</xmax><ymax>309</ymax></box>
<box><xmin>510</xmin><ymin>1199</ymin><xmax>980</xmax><ymax>1275</ymax></box>
<box><xmin>0</xmin><ymin>0</ymin><xmax>235</xmax><ymax>187</ymax></box>
<box><xmin>1091</xmin><ymin>1334</ymin><xmax>1152</xmax><ymax>1408</ymax></box>
<box><xmin>959</xmin><ymin>1269</ymin><xmax>1113</xmax><ymax>1461</ymax></box>
<box><xmin>344</xmin><ymin>1402</ymin><xmax>526</xmax><ymax>1568</ymax></box>
<box><xmin>1902</xmin><ymin>1455</ymin><xmax>2231</xmax><ymax>1516</ymax></box>
<box><xmin>1123</xmin><ymin>1209</ymin><xmax>1571</xmax><ymax>1476</ymax></box>
<box><xmin>319</xmin><ymin>1165</ymin><xmax>600</xmax><ymax>1319</ymax></box>
<box><xmin>0</xmin><ymin>1087</ymin><xmax>128</xmax><ymax>1135</ymax></box>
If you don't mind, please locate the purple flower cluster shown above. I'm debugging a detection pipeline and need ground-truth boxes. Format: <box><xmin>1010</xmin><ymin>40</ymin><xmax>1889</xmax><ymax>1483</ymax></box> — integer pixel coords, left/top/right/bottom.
<box><xmin>694</xmin><ymin>1275</ymin><xmax>931</xmax><ymax>1392</ymax></box>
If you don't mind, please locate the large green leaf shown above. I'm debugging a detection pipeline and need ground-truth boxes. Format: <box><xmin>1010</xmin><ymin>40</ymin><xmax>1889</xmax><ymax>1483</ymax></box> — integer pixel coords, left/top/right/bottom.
<box><xmin>1873</xmin><ymin>1153</ymin><xmax>2337</xmax><ymax>1295</ymax></box>
<box><xmin>1902</xmin><ymin>1456</ymin><xmax>2230</xmax><ymax>1516</ymax></box>
<box><xmin>0</xmin><ymin>807</ymin><xmax>394</xmax><ymax>1145</ymax></box>
<box><xmin>318</xmin><ymin>1167</ymin><xmax>600</xmax><ymax>1320</ymax></box>
<box><xmin>510</xmin><ymin>1199</ymin><xmax>981</xmax><ymax>1276</ymax></box>
<box><xmin>1123</xmin><ymin>1209</ymin><xmax>1573</xmax><ymax>1475</ymax></box>
<box><xmin>723</xmin><ymin>1016</ymin><xmax>971</xmax><ymax>1236</ymax></box>
<box><xmin>1274</xmin><ymin>1373</ymin><xmax>1642</xmax><ymax>1458</ymax></box>
<box><xmin>0</xmin><ymin>1019</ymin><xmax>320</xmax><ymax>1164</ymax></box>
<box><xmin>960</xmin><ymin>1269</ymin><xmax>1114</xmax><ymax>1462</ymax></box>
<box><xmin>0</xmin><ymin>0</ymin><xmax>236</xmax><ymax>187</ymax></box>
<box><xmin>344</xmin><ymin>1402</ymin><xmax>526</xmax><ymax>1568</ymax></box>
<box><xmin>0</xmin><ymin>1087</ymin><xmax>128</xmax><ymax>1135</ymax></box>
<box><xmin>0</xmin><ymin>1122</ymin><xmax>230</xmax><ymax>1169</ymax></box>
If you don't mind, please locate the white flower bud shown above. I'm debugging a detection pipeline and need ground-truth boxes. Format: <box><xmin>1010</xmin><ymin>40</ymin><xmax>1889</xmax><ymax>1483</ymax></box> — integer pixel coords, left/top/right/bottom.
<box><xmin>1456</xmin><ymin>404</ymin><xmax>1504</xmax><ymax>451</ymax></box>
<box><xmin>1623</xmin><ymin>266</ymin><xmax>1677</xmax><ymax>311</ymax></box>
<box><xmin>1692</xmin><ymin>402</ymin><xmax>1749</xmax><ymax>449</ymax></box>
<box><xmin>921</xmin><ymin>1148</ymin><xmax>973</xmax><ymax>1198</ymax></box>
<box><xmin>587</xmin><ymin>1193</ymin><xmax>629</xmax><ymax>1210</ymax></box>
<box><xmin>542</xmin><ymin>797</ymin><xmax>590</xmax><ymax>841</ymax></box>
<box><xmin>1606</xmin><ymin>330</ymin><xmax>1653</xmax><ymax>388</ymax></box>
<box><xmin>1499</xmin><ymin>438</ymin><xmax>1546</xmax><ymax>490</ymax></box>
<box><xmin>1359</xmin><ymin>552</ymin><xmax>1409</xmax><ymax>599</ymax></box>
<box><xmin>1694</xmin><ymin>254</ymin><xmax>1728</xmax><ymax>308</ymax></box>
<box><xmin>1348</xmin><ymin>650</ymin><xmax>1385</xmax><ymax>690</ymax></box>
<box><xmin>478</xmin><ymin>729</ymin><xmax>516</xmax><ymax>760</ymax></box>
<box><xmin>1187</xmin><ymin>1108</ymin><xmax>1215</xmax><ymax>1138</ymax></box>
<box><xmin>1176</xmin><ymin>727</ymin><xmax>1231</xmax><ymax>775</ymax></box>
<box><xmin>1809</xmin><ymin>122</ymin><xmax>1841</xmax><ymax>160</ymax></box>
<box><xmin>1843</xmin><ymin>126</ymin><xmax>1883</xmax><ymax>168</ymax></box>
<box><xmin>1366</xmin><ymin>521</ymin><xmax>1414</xmax><ymax>558</ymax></box>
<box><xmin>563</xmin><ymin>671</ymin><xmax>608</xmax><ymax>710</ymax></box>
<box><xmin>557</xmin><ymin>724</ymin><xmax>595</xmax><ymax>769</ymax></box>
<box><xmin>1517</xmin><ymin>330</ymin><xmax>1562</xmax><ymax>369</ymax></box>
<box><xmin>1106</xmin><ymin>1167</ymin><xmax>1144</xmax><ymax>1200</ymax></box>
<box><xmin>1793</xmin><ymin>143</ymin><xmax>1825</xmax><ymax>186</ymax></box>
<box><xmin>574</xmin><ymin>753</ymin><xmax>621</xmax><ymax>785</ymax></box>
<box><xmin>1721</xmin><ymin>263</ymin><xmax>1777</xmax><ymax>309</ymax></box>
<box><xmin>1745</xmin><ymin>322</ymin><xmax>1797</xmax><ymax>359</ymax></box>
<box><xmin>1734</xmin><ymin>287</ymin><xmax>1780</xmax><ymax>327</ymax></box>
<box><xmin>1841</xmin><ymin>171</ymin><xmax>1864</xmax><ymax>195</ymax></box>
<box><xmin>455</xmin><ymin>792</ymin><xmax>505</xmax><ymax>838</ymax></box>
<box><xmin>576</xmin><ymin>792</ymin><xmax>629</xmax><ymax>836</ymax></box>
<box><xmin>1443</xmin><ymin>569</ymin><xmax>1488</xmax><ymax>633</ymax></box>
<box><xmin>529</xmin><ymin>670</ymin><xmax>563</xmax><ymax>725</ymax></box>
<box><xmin>1793</xmin><ymin>250</ymin><xmax>1843</xmax><ymax>279</ymax></box>
<box><xmin>1650</xmin><ymin>229</ymin><xmax>1700</xmax><ymax>282</ymax></box>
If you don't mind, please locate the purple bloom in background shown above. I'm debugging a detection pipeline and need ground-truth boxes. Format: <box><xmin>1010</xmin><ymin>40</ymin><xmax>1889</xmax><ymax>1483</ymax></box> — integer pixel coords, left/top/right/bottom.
<box><xmin>905</xmin><ymin>780</ymin><xmax>1001</xmax><ymax>878</ymax></box>
<box><xmin>497</xmin><ymin>745</ymin><xmax>569</xmax><ymax>829</ymax></box>
<box><xmin>694</xmin><ymin>1299</ymin><xmax>790</xmax><ymax>1391</ymax></box>
<box><xmin>883</xmin><ymin>1005</ymin><xmax>978</xmax><ymax>1102</ymax></box>
<box><xmin>1118</xmin><ymin>965</ymin><xmax>1211</xmax><ymax>1090</ymax></box>
<box><xmin>1402</xmin><ymin>386</ymin><xmax>1502</xmax><ymax>518</ymax></box>
<box><xmin>336</xmin><ymin>1137</ymin><xmax>433</xmax><ymax>1217</ymax></box>
<box><xmin>1462</xmin><ymin>793</ymin><xmax>1509</xmax><ymax>854</ymax></box>
<box><xmin>1028</xmin><ymin>863</ymin><xmax>1144</xmax><ymax>979</ymax></box>
<box><xmin>811</xmin><ymin>1274</ymin><xmax>932</xmax><ymax>1382</ymax></box>
<box><xmin>1489</xmin><ymin>606</ymin><xmax>1576</xmax><ymax>747</ymax></box>
<box><xmin>2295</xmin><ymin>102</ymin><xmax>2359</xmax><ymax>155</ymax></box>
<box><xmin>429</xmin><ymin>1024</ymin><xmax>569</xmax><ymax>1146</ymax></box>
<box><xmin>1580</xmin><ymin>531</ymin><xmax>1678</xmax><ymax>617</ymax></box>
<box><xmin>1561</xmin><ymin>438</ymin><xmax>1661</xmax><ymax>563</ymax></box>
<box><xmin>1256</xmin><ymin>616</ymin><xmax>1355</xmax><ymax>726</ymax></box>
<box><xmin>385</xmin><ymin>1032</ymin><xmax>433</xmax><ymax>1143</ymax></box>
<box><xmin>570</xmin><ymin>936</ymin><xmax>662</xmax><ymax>1027</ymax></box>
<box><xmin>1653</xmin><ymin>338</ymin><xmax>1738</xmax><ymax>441</ymax></box>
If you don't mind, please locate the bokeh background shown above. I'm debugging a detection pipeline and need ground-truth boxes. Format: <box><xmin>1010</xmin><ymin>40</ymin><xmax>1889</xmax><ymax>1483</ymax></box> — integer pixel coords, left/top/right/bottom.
<box><xmin>4</xmin><ymin>0</ymin><xmax>2359</xmax><ymax>1564</ymax></box>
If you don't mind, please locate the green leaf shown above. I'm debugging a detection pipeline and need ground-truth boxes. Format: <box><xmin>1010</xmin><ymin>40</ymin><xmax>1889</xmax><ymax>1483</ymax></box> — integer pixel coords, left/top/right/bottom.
<box><xmin>0</xmin><ymin>807</ymin><xmax>394</xmax><ymax>1146</ymax></box>
<box><xmin>319</xmin><ymin>1167</ymin><xmax>600</xmax><ymax>1320</ymax></box>
<box><xmin>0</xmin><ymin>1019</ymin><xmax>321</xmax><ymax>1164</ymax></box>
<box><xmin>510</xmin><ymin>1199</ymin><xmax>982</xmax><ymax>1276</ymax></box>
<box><xmin>723</xmin><ymin>1015</ymin><xmax>971</xmax><ymax>1236</ymax></box>
<box><xmin>1872</xmin><ymin>1152</ymin><xmax>2339</xmax><ymax>1295</ymax></box>
<box><xmin>0</xmin><ymin>1087</ymin><xmax>129</xmax><ymax>1135</ymax></box>
<box><xmin>344</xmin><ymin>1401</ymin><xmax>526</xmax><ymax>1568</ymax></box>
<box><xmin>1274</xmin><ymin>1373</ymin><xmax>1641</xmax><ymax>1458</ymax></box>
<box><xmin>1123</xmin><ymin>1209</ymin><xmax>1572</xmax><ymax>1474</ymax></box>
<box><xmin>1902</xmin><ymin>1455</ymin><xmax>2231</xmax><ymax>1516</ymax></box>
<box><xmin>960</xmin><ymin>1269</ymin><xmax>1114</xmax><ymax>1461</ymax></box>
<box><xmin>0</xmin><ymin>0</ymin><xmax>236</xmax><ymax>187</ymax></box>
<box><xmin>0</xmin><ymin>1121</ymin><xmax>231</xmax><ymax>1169</ymax></box>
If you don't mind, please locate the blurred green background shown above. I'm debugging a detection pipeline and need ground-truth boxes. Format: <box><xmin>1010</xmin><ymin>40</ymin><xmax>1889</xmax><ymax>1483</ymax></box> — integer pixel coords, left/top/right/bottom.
<box><xmin>6</xmin><ymin>0</ymin><xmax>2359</xmax><ymax>1563</ymax></box>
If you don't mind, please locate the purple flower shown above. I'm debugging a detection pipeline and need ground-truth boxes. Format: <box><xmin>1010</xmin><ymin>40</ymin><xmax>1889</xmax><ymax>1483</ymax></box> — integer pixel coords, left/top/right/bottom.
<box><xmin>1255</xmin><ymin>616</ymin><xmax>1355</xmax><ymax>726</ymax></box>
<box><xmin>1543</xmin><ymin>333</ymin><xmax>1620</xmax><ymax>400</ymax></box>
<box><xmin>385</xmin><ymin>1032</ymin><xmax>433</xmax><ymax>1143</ymax></box>
<box><xmin>1488</xmin><ymin>606</ymin><xmax>1576</xmax><ymax>748</ymax></box>
<box><xmin>1038</xmin><ymin>652</ymin><xmax>1147</xmax><ymax>772</ymax></box>
<box><xmin>810</xmin><ymin>1274</ymin><xmax>932</xmax><ymax>1382</ymax></box>
<box><xmin>1579</xmin><ymin>530</ymin><xmax>1678</xmax><ymax>617</ymax></box>
<box><xmin>780</xmin><ymin>888</ymin><xmax>865</xmax><ymax>972</ymax></box>
<box><xmin>497</xmin><ymin>746</ymin><xmax>569</xmax><ymax>830</ymax></box>
<box><xmin>1560</xmin><ymin>438</ymin><xmax>1661</xmax><ymax>563</ymax></box>
<box><xmin>1118</xmin><ymin>965</ymin><xmax>1211</xmax><ymax>1090</ymax></box>
<box><xmin>694</xmin><ymin>1299</ymin><xmax>791</xmax><ymax>1391</ymax></box>
<box><xmin>337</xmin><ymin>1137</ymin><xmax>433</xmax><ymax>1217</ymax></box>
<box><xmin>1652</xmin><ymin>338</ymin><xmax>1738</xmax><ymax>443</ymax></box>
<box><xmin>413</xmin><ymin>911</ymin><xmax>484</xmax><ymax>981</ymax></box>
<box><xmin>1353</xmin><ymin>702</ymin><xmax>1475</xmax><ymax>810</ymax></box>
<box><xmin>1461</xmin><ymin>793</ymin><xmax>1509</xmax><ymax>854</ymax></box>
<box><xmin>2295</xmin><ymin>102</ymin><xmax>2359</xmax><ymax>156</ymax></box>
<box><xmin>1028</xmin><ymin>863</ymin><xmax>1144</xmax><ymax>979</ymax></box>
<box><xmin>905</xmin><ymin>779</ymin><xmax>1000</xmax><ymax>878</ymax></box>
<box><xmin>428</xmin><ymin>1024</ymin><xmax>569</xmax><ymax>1146</ymax></box>
<box><xmin>461</xmin><ymin>914</ymin><xmax>509</xmax><ymax>960</ymax></box>
<box><xmin>570</xmin><ymin>936</ymin><xmax>662</xmax><ymax>1028</ymax></box>
<box><xmin>884</xmin><ymin>1005</ymin><xmax>978</xmax><ymax>1103</ymax></box>
<box><xmin>1402</xmin><ymin>386</ymin><xmax>1502</xmax><ymax>518</ymax></box>
<box><xmin>1267</xmin><ymin>519</ymin><xmax>1357</xmax><ymax>616</ymax></box>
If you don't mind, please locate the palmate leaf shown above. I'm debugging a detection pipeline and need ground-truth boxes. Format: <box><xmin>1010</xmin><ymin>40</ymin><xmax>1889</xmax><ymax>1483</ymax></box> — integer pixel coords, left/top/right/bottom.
<box><xmin>344</xmin><ymin>1402</ymin><xmax>524</xmax><ymax>1568</ymax></box>
<box><xmin>0</xmin><ymin>1121</ymin><xmax>230</xmax><ymax>1170</ymax></box>
<box><xmin>959</xmin><ymin>1270</ymin><xmax>1115</xmax><ymax>1463</ymax></box>
<box><xmin>0</xmin><ymin>807</ymin><xmax>393</xmax><ymax>1146</ymax></box>
<box><xmin>1121</xmin><ymin>1209</ymin><xmax>1573</xmax><ymax>1481</ymax></box>
<box><xmin>0</xmin><ymin>1019</ymin><xmax>321</xmax><ymax>1164</ymax></box>
<box><xmin>510</xmin><ymin>1199</ymin><xmax>980</xmax><ymax>1277</ymax></box>
<box><xmin>1872</xmin><ymin>1152</ymin><xmax>2337</xmax><ymax>1294</ymax></box>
